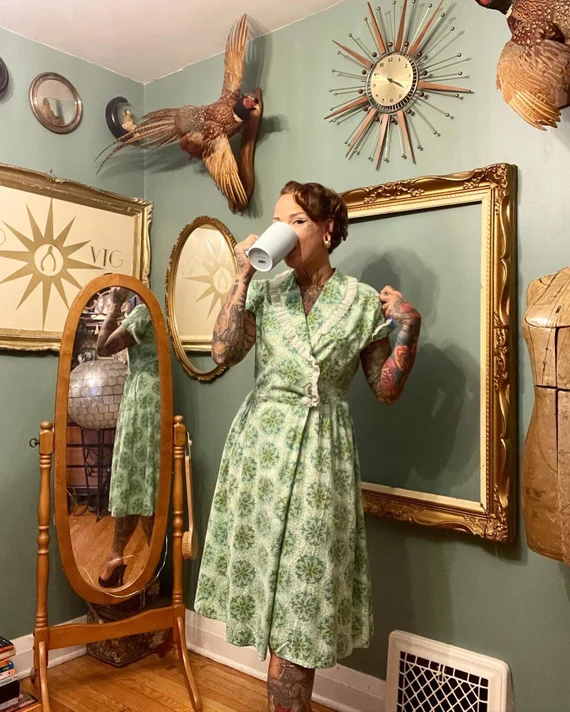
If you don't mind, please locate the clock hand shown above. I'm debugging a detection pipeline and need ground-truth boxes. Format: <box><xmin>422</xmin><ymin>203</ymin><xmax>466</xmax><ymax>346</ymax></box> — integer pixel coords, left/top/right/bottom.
<box><xmin>387</xmin><ymin>77</ymin><xmax>405</xmax><ymax>88</ymax></box>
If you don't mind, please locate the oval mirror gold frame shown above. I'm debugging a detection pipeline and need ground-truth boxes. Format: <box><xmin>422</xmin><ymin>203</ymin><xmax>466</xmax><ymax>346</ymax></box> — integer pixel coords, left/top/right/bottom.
<box><xmin>165</xmin><ymin>216</ymin><xmax>237</xmax><ymax>383</ymax></box>
<box><xmin>29</xmin><ymin>72</ymin><xmax>83</xmax><ymax>134</ymax></box>
<box><xmin>54</xmin><ymin>274</ymin><xmax>173</xmax><ymax>605</ymax></box>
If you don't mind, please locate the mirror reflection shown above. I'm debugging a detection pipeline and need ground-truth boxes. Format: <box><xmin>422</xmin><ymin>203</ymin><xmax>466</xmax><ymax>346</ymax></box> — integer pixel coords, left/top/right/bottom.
<box><xmin>66</xmin><ymin>286</ymin><xmax>161</xmax><ymax>590</ymax></box>
<box><xmin>38</xmin><ymin>79</ymin><xmax>77</xmax><ymax>126</ymax></box>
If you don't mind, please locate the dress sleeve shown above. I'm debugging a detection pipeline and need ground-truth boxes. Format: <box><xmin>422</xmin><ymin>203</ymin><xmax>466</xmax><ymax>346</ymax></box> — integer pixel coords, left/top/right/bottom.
<box><xmin>245</xmin><ymin>279</ymin><xmax>266</xmax><ymax>316</ymax></box>
<box><xmin>122</xmin><ymin>304</ymin><xmax>151</xmax><ymax>344</ymax></box>
<box><xmin>369</xmin><ymin>296</ymin><xmax>397</xmax><ymax>343</ymax></box>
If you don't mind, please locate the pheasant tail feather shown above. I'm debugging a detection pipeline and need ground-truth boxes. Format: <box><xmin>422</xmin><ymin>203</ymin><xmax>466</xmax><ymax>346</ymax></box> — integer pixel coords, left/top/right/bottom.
<box><xmin>97</xmin><ymin>108</ymin><xmax>181</xmax><ymax>172</ymax></box>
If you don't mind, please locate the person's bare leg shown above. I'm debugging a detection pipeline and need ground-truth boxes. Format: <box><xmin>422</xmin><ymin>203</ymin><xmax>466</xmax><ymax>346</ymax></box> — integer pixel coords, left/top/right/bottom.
<box><xmin>141</xmin><ymin>515</ymin><xmax>155</xmax><ymax>545</ymax></box>
<box><xmin>267</xmin><ymin>651</ymin><xmax>315</xmax><ymax>712</ymax></box>
<box><xmin>100</xmin><ymin>514</ymin><xmax>139</xmax><ymax>581</ymax></box>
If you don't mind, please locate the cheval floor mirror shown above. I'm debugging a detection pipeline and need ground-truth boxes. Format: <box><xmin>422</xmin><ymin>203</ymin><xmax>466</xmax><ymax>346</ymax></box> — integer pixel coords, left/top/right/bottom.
<box><xmin>31</xmin><ymin>274</ymin><xmax>201</xmax><ymax>711</ymax></box>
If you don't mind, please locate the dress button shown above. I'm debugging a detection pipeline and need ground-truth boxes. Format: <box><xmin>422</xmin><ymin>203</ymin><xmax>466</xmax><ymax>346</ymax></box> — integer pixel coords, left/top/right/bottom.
<box><xmin>301</xmin><ymin>396</ymin><xmax>310</xmax><ymax>406</ymax></box>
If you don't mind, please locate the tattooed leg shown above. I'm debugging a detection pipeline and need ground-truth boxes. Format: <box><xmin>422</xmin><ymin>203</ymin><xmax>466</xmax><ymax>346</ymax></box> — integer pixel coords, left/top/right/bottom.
<box><xmin>141</xmin><ymin>515</ymin><xmax>155</xmax><ymax>545</ymax></box>
<box><xmin>100</xmin><ymin>514</ymin><xmax>139</xmax><ymax>580</ymax></box>
<box><xmin>267</xmin><ymin>651</ymin><xmax>315</xmax><ymax>712</ymax></box>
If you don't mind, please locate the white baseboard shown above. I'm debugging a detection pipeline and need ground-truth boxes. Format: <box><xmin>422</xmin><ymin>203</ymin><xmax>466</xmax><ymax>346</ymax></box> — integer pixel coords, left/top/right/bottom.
<box><xmin>185</xmin><ymin>610</ymin><xmax>385</xmax><ymax>712</ymax></box>
<box><xmin>12</xmin><ymin>616</ymin><xmax>87</xmax><ymax>680</ymax></box>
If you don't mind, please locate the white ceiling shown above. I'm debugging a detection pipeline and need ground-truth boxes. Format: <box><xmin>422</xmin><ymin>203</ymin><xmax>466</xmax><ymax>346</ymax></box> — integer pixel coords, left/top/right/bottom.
<box><xmin>0</xmin><ymin>0</ymin><xmax>342</xmax><ymax>84</ymax></box>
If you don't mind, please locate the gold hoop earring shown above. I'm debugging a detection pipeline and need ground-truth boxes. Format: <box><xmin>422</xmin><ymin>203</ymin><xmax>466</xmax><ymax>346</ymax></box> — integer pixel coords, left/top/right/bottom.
<box><xmin>324</xmin><ymin>236</ymin><xmax>332</xmax><ymax>250</ymax></box>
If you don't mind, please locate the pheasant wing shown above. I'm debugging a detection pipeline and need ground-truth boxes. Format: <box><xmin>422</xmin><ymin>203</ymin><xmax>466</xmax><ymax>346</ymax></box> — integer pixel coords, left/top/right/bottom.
<box><xmin>220</xmin><ymin>14</ymin><xmax>249</xmax><ymax>102</ymax></box>
<box><xmin>202</xmin><ymin>130</ymin><xmax>248</xmax><ymax>209</ymax></box>
<box><xmin>497</xmin><ymin>39</ymin><xmax>570</xmax><ymax>130</ymax></box>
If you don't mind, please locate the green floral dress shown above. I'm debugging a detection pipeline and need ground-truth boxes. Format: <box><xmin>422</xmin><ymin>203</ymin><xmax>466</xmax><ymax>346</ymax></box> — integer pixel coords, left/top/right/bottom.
<box><xmin>194</xmin><ymin>270</ymin><xmax>394</xmax><ymax>669</ymax></box>
<box><xmin>109</xmin><ymin>304</ymin><xmax>160</xmax><ymax>518</ymax></box>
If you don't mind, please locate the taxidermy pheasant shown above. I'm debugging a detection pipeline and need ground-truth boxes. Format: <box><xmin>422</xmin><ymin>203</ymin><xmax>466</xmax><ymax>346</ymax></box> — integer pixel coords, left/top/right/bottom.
<box><xmin>475</xmin><ymin>0</ymin><xmax>570</xmax><ymax>129</ymax></box>
<box><xmin>99</xmin><ymin>14</ymin><xmax>262</xmax><ymax>212</ymax></box>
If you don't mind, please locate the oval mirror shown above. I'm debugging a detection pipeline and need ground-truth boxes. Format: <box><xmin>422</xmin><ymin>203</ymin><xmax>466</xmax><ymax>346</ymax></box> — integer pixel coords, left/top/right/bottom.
<box><xmin>29</xmin><ymin>72</ymin><xmax>82</xmax><ymax>134</ymax></box>
<box><xmin>165</xmin><ymin>216</ymin><xmax>237</xmax><ymax>383</ymax></box>
<box><xmin>54</xmin><ymin>274</ymin><xmax>173</xmax><ymax>604</ymax></box>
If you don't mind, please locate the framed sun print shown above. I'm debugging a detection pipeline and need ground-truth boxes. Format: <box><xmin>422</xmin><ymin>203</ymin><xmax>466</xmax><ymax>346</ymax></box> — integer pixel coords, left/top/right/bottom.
<box><xmin>340</xmin><ymin>163</ymin><xmax>517</xmax><ymax>542</ymax></box>
<box><xmin>0</xmin><ymin>163</ymin><xmax>151</xmax><ymax>351</ymax></box>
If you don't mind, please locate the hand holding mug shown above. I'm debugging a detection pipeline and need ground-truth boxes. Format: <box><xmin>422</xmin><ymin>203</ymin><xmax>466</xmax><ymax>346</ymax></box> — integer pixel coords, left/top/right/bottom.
<box><xmin>235</xmin><ymin>234</ymin><xmax>259</xmax><ymax>280</ymax></box>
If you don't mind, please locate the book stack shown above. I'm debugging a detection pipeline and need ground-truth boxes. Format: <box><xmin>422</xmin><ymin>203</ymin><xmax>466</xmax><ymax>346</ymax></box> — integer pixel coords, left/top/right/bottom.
<box><xmin>0</xmin><ymin>638</ymin><xmax>38</xmax><ymax>712</ymax></box>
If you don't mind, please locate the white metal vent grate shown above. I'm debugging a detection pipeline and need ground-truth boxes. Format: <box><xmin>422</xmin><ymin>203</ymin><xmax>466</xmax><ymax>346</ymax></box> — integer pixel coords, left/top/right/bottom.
<box><xmin>385</xmin><ymin>631</ymin><xmax>511</xmax><ymax>712</ymax></box>
<box><xmin>397</xmin><ymin>651</ymin><xmax>489</xmax><ymax>711</ymax></box>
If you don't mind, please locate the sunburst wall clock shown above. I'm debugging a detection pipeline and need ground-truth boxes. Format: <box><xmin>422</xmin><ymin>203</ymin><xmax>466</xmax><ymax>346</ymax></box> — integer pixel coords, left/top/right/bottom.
<box><xmin>326</xmin><ymin>0</ymin><xmax>472</xmax><ymax>169</ymax></box>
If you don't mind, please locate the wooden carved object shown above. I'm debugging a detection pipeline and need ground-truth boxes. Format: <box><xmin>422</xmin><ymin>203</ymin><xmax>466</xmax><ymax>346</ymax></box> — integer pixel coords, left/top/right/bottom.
<box><xmin>522</xmin><ymin>267</ymin><xmax>570</xmax><ymax>563</ymax></box>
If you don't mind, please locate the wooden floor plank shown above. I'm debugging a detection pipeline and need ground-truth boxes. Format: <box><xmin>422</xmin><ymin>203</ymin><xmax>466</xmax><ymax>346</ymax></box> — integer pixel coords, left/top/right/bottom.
<box><xmin>22</xmin><ymin>652</ymin><xmax>337</xmax><ymax>712</ymax></box>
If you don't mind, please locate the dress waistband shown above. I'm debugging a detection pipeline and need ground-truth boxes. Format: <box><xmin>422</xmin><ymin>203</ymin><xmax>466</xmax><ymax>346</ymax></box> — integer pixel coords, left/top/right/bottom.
<box><xmin>250</xmin><ymin>389</ymin><xmax>348</xmax><ymax>408</ymax></box>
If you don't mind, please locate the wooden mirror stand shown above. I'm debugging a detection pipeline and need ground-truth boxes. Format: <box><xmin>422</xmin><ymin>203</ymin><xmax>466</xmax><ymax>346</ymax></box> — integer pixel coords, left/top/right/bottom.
<box><xmin>32</xmin><ymin>418</ymin><xmax>201</xmax><ymax>712</ymax></box>
<box><xmin>30</xmin><ymin>274</ymin><xmax>202</xmax><ymax>712</ymax></box>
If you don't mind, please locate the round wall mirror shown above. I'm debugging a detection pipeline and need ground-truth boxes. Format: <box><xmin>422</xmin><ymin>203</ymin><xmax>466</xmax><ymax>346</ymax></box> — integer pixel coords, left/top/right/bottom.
<box><xmin>0</xmin><ymin>57</ymin><xmax>9</xmax><ymax>98</ymax></box>
<box><xmin>30</xmin><ymin>72</ymin><xmax>82</xmax><ymax>134</ymax></box>
<box><xmin>165</xmin><ymin>216</ymin><xmax>237</xmax><ymax>383</ymax></box>
<box><xmin>55</xmin><ymin>274</ymin><xmax>173</xmax><ymax>604</ymax></box>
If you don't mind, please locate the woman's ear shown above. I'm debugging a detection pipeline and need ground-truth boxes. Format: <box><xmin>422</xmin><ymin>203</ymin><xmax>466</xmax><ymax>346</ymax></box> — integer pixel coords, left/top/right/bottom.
<box><xmin>326</xmin><ymin>218</ymin><xmax>334</xmax><ymax>237</ymax></box>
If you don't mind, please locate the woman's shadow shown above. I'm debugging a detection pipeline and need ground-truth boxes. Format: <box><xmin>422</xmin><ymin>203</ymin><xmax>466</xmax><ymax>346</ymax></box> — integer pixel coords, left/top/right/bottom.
<box><xmin>344</xmin><ymin>251</ymin><xmax>480</xmax><ymax>500</ymax></box>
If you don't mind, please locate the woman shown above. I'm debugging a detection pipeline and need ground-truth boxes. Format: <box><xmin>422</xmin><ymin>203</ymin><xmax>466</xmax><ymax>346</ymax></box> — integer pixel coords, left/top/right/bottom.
<box><xmin>194</xmin><ymin>181</ymin><xmax>421</xmax><ymax>709</ymax></box>
<box><xmin>96</xmin><ymin>288</ymin><xmax>161</xmax><ymax>588</ymax></box>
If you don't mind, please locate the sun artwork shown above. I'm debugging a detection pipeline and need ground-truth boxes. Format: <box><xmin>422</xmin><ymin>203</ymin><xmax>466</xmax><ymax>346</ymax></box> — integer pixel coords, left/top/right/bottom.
<box><xmin>326</xmin><ymin>0</ymin><xmax>472</xmax><ymax>168</ymax></box>
<box><xmin>0</xmin><ymin>201</ymin><xmax>99</xmax><ymax>329</ymax></box>
<box><xmin>174</xmin><ymin>225</ymin><xmax>236</xmax><ymax>349</ymax></box>
<box><xmin>186</xmin><ymin>236</ymin><xmax>234</xmax><ymax>318</ymax></box>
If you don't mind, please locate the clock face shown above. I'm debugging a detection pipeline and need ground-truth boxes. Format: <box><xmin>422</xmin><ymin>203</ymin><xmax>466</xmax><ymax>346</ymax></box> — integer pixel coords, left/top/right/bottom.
<box><xmin>326</xmin><ymin>1</ymin><xmax>471</xmax><ymax>169</ymax></box>
<box><xmin>368</xmin><ymin>53</ymin><xmax>418</xmax><ymax>112</ymax></box>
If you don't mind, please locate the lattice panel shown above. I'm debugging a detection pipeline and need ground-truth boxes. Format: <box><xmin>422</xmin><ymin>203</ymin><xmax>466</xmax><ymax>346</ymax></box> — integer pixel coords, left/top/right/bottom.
<box><xmin>397</xmin><ymin>651</ymin><xmax>489</xmax><ymax>712</ymax></box>
<box><xmin>385</xmin><ymin>631</ymin><xmax>511</xmax><ymax>712</ymax></box>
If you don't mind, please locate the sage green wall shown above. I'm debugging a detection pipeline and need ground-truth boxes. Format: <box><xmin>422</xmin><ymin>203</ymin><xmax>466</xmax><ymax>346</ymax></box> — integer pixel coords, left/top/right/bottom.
<box><xmin>144</xmin><ymin>2</ymin><xmax>570</xmax><ymax>709</ymax></box>
<box><xmin>0</xmin><ymin>28</ymin><xmax>144</xmax><ymax>639</ymax></box>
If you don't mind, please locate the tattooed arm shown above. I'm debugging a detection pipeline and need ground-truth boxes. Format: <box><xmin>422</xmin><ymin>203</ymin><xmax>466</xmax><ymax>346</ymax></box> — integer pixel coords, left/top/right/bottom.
<box><xmin>96</xmin><ymin>288</ymin><xmax>136</xmax><ymax>357</ymax></box>
<box><xmin>211</xmin><ymin>234</ymin><xmax>258</xmax><ymax>367</ymax></box>
<box><xmin>361</xmin><ymin>285</ymin><xmax>421</xmax><ymax>404</ymax></box>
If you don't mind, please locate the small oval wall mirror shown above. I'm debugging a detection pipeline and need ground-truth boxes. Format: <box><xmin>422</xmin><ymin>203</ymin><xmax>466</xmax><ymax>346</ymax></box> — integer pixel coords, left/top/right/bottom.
<box><xmin>166</xmin><ymin>216</ymin><xmax>237</xmax><ymax>383</ymax></box>
<box><xmin>55</xmin><ymin>274</ymin><xmax>173</xmax><ymax>604</ymax></box>
<box><xmin>30</xmin><ymin>72</ymin><xmax>82</xmax><ymax>133</ymax></box>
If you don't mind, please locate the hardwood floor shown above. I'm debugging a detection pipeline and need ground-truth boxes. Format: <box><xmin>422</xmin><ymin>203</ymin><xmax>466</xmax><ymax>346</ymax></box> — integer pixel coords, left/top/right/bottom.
<box><xmin>69</xmin><ymin>508</ymin><xmax>148</xmax><ymax>589</ymax></box>
<box><xmin>23</xmin><ymin>652</ymin><xmax>337</xmax><ymax>712</ymax></box>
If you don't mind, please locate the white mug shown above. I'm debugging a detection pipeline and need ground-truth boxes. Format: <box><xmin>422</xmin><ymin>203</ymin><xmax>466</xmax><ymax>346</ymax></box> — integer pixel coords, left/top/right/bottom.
<box><xmin>247</xmin><ymin>222</ymin><xmax>299</xmax><ymax>273</ymax></box>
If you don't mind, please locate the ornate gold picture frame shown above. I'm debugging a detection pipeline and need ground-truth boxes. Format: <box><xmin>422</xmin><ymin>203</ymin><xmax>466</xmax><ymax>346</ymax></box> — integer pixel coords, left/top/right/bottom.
<box><xmin>0</xmin><ymin>164</ymin><xmax>151</xmax><ymax>351</ymax></box>
<box><xmin>342</xmin><ymin>163</ymin><xmax>517</xmax><ymax>542</ymax></box>
<box><xmin>165</xmin><ymin>216</ymin><xmax>237</xmax><ymax>384</ymax></box>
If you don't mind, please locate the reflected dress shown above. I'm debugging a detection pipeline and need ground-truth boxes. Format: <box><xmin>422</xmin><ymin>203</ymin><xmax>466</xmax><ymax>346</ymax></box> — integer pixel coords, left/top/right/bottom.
<box><xmin>108</xmin><ymin>304</ymin><xmax>161</xmax><ymax>518</ymax></box>
<box><xmin>194</xmin><ymin>270</ymin><xmax>394</xmax><ymax>669</ymax></box>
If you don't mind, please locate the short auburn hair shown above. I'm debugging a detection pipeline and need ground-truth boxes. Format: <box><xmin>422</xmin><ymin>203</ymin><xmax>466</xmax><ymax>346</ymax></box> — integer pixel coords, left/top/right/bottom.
<box><xmin>280</xmin><ymin>181</ymin><xmax>348</xmax><ymax>253</ymax></box>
